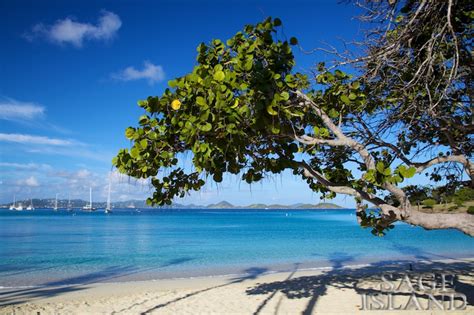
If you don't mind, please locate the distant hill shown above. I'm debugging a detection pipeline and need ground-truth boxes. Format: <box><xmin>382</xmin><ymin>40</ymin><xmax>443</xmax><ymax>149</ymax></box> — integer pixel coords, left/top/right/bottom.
<box><xmin>294</xmin><ymin>203</ymin><xmax>342</xmax><ymax>209</ymax></box>
<box><xmin>205</xmin><ymin>201</ymin><xmax>342</xmax><ymax>209</ymax></box>
<box><xmin>206</xmin><ymin>201</ymin><xmax>234</xmax><ymax>208</ymax></box>
<box><xmin>0</xmin><ymin>198</ymin><xmax>342</xmax><ymax>210</ymax></box>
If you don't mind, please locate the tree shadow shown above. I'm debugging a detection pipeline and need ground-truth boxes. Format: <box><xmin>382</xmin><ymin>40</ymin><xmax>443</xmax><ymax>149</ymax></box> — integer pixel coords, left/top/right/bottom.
<box><xmin>0</xmin><ymin>258</ymin><xmax>103</xmax><ymax>278</ymax></box>
<box><xmin>252</xmin><ymin>263</ymin><xmax>300</xmax><ymax>315</ymax></box>
<box><xmin>138</xmin><ymin>266</ymin><xmax>269</xmax><ymax>314</ymax></box>
<box><xmin>0</xmin><ymin>256</ymin><xmax>195</xmax><ymax>307</ymax></box>
<box><xmin>390</xmin><ymin>243</ymin><xmax>472</xmax><ymax>262</ymax></box>
<box><xmin>246</xmin><ymin>257</ymin><xmax>474</xmax><ymax>314</ymax></box>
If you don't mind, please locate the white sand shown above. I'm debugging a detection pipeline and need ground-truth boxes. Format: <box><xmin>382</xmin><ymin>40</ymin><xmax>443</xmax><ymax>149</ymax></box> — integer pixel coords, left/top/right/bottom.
<box><xmin>1</xmin><ymin>258</ymin><xmax>473</xmax><ymax>314</ymax></box>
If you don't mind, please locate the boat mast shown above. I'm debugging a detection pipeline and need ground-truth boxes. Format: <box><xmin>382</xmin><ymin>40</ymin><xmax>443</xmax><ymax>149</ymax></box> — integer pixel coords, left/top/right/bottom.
<box><xmin>54</xmin><ymin>193</ymin><xmax>58</xmax><ymax>210</ymax></box>
<box><xmin>89</xmin><ymin>187</ymin><xmax>92</xmax><ymax>208</ymax></box>
<box><xmin>106</xmin><ymin>182</ymin><xmax>111</xmax><ymax>210</ymax></box>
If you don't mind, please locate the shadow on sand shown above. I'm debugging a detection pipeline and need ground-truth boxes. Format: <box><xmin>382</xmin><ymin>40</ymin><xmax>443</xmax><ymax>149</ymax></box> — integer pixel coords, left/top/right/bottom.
<box><xmin>0</xmin><ymin>256</ymin><xmax>195</xmax><ymax>307</ymax></box>
<box><xmin>245</xmin><ymin>258</ymin><xmax>474</xmax><ymax>315</ymax></box>
<box><xmin>137</xmin><ymin>267</ymin><xmax>269</xmax><ymax>314</ymax></box>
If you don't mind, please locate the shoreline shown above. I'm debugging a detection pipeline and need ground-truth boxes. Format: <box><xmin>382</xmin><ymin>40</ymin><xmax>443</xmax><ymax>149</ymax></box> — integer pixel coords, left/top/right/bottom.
<box><xmin>1</xmin><ymin>257</ymin><xmax>472</xmax><ymax>314</ymax></box>
<box><xmin>2</xmin><ymin>251</ymin><xmax>473</xmax><ymax>289</ymax></box>
<box><xmin>1</xmin><ymin>251</ymin><xmax>473</xmax><ymax>289</ymax></box>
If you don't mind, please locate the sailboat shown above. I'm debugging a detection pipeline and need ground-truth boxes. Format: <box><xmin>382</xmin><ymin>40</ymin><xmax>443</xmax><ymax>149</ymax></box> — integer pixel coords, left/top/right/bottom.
<box><xmin>26</xmin><ymin>198</ymin><xmax>35</xmax><ymax>211</ymax></box>
<box><xmin>53</xmin><ymin>194</ymin><xmax>59</xmax><ymax>211</ymax></box>
<box><xmin>67</xmin><ymin>194</ymin><xmax>72</xmax><ymax>211</ymax></box>
<box><xmin>9</xmin><ymin>195</ymin><xmax>16</xmax><ymax>210</ymax></box>
<box><xmin>9</xmin><ymin>196</ymin><xmax>23</xmax><ymax>211</ymax></box>
<box><xmin>105</xmin><ymin>180</ymin><xmax>112</xmax><ymax>214</ymax></box>
<box><xmin>82</xmin><ymin>187</ymin><xmax>96</xmax><ymax>211</ymax></box>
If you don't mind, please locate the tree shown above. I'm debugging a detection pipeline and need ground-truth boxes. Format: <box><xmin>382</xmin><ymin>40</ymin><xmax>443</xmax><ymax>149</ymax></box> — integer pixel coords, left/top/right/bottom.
<box><xmin>114</xmin><ymin>2</ymin><xmax>474</xmax><ymax>236</ymax></box>
<box><xmin>422</xmin><ymin>199</ymin><xmax>436</xmax><ymax>209</ymax></box>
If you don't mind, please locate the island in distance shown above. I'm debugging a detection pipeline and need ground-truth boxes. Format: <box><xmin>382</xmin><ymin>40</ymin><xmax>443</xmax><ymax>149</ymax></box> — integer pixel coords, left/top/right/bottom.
<box><xmin>0</xmin><ymin>199</ymin><xmax>342</xmax><ymax>210</ymax></box>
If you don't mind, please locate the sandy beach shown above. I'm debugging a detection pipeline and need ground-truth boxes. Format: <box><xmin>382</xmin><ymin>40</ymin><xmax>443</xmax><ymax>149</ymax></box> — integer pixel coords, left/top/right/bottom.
<box><xmin>1</xmin><ymin>258</ymin><xmax>472</xmax><ymax>314</ymax></box>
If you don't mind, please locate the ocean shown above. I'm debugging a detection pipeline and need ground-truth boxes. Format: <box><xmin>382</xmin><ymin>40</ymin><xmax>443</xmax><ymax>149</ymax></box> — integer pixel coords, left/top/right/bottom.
<box><xmin>0</xmin><ymin>209</ymin><xmax>472</xmax><ymax>287</ymax></box>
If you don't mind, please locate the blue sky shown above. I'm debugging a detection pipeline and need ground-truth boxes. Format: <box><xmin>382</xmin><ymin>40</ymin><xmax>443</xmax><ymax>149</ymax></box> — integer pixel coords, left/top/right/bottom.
<box><xmin>0</xmin><ymin>0</ymin><xmax>368</xmax><ymax>206</ymax></box>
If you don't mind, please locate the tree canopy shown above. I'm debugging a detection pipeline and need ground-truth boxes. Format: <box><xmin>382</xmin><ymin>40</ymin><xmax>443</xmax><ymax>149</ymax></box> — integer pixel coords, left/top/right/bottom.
<box><xmin>114</xmin><ymin>1</ymin><xmax>473</xmax><ymax>236</ymax></box>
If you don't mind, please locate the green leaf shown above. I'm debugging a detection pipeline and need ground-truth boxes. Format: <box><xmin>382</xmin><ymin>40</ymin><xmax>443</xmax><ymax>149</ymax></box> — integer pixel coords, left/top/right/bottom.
<box><xmin>376</xmin><ymin>161</ymin><xmax>385</xmax><ymax>174</ymax></box>
<box><xmin>285</xmin><ymin>74</ymin><xmax>294</xmax><ymax>83</ymax></box>
<box><xmin>328</xmin><ymin>108</ymin><xmax>339</xmax><ymax>118</ymax></box>
<box><xmin>200</xmin><ymin>123</ymin><xmax>212</xmax><ymax>132</ymax></box>
<box><xmin>168</xmin><ymin>80</ymin><xmax>178</xmax><ymax>88</ymax></box>
<box><xmin>351</xmin><ymin>81</ymin><xmax>360</xmax><ymax>89</ymax></box>
<box><xmin>139</xmin><ymin>115</ymin><xmax>149</xmax><ymax>124</ymax></box>
<box><xmin>130</xmin><ymin>147</ymin><xmax>139</xmax><ymax>158</ymax></box>
<box><xmin>274</xmin><ymin>18</ymin><xmax>282</xmax><ymax>26</ymax></box>
<box><xmin>213</xmin><ymin>70</ymin><xmax>225</xmax><ymax>81</ymax></box>
<box><xmin>140</xmin><ymin>139</ymin><xmax>148</xmax><ymax>149</ymax></box>
<box><xmin>266</xmin><ymin>104</ymin><xmax>278</xmax><ymax>116</ymax></box>
<box><xmin>313</xmin><ymin>126</ymin><xmax>320</xmax><ymax>136</ymax></box>
<box><xmin>364</xmin><ymin>170</ymin><xmax>375</xmax><ymax>183</ymax></box>
<box><xmin>226</xmin><ymin>123</ymin><xmax>236</xmax><ymax>133</ymax></box>
<box><xmin>319</xmin><ymin>128</ymin><xmax>329</xmax><ymax>138</ymax></box>
<box><xmin>270</xmin><ymin>124</ymin><xmax>280</xmax><ymax>134</ymax></box>
<box><xmin>125</xmin><ymin>128</ymin><xmax>135</xmax><ymax>140</ymax></box>
<box><xmin>196</xmin><ymin>96</ymin><xmax>207</xmax><ymax>106</ymax></box>
<box><xmin>340</xmin><ymin>95</ymin><xmax>350</xmax><ymax>105</ymax></box>
<box><xmin>335</xmin><ymin>70</ymin><xmax>345</xmax><ymax>79</ymax></box>
<box><xmin>137</xmin><ymin>100</ymin><xmax>148</xmax><ymax>107</ymax></box>
<box><xmin>244</xmin><ymin>60</ymin><xmax>253</xmax><ymax>71</ymax></box>
<box><xmin>391</xmin><ymin>175</ymin><xmax>403</xmax><ymax>184</ymax></box>
<box><xmin>402</xmin><ymin>166</ymin><xmax>416</xmax><ymax>178</ymax></box>
<box><xmin>280</xmin><ymin>91</ymin><xmax>290</xmax><ymax>101</ymax></box>
<box><xmin>349</xmin><ymin>93</ymin><xmax>357</xmax><ymax>100</ymax></box>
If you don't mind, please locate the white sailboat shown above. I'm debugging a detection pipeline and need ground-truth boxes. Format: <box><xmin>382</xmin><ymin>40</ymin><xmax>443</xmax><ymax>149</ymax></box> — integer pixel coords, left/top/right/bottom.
<box><xmin>9</xmin><ymin>195</ymin><xmax>16</xmax><ymax>210</ymax></box>
<box><xmin>53</xmin><ymin>194</ymin><xmax>59</xmax><ymax>211</ymax></box>
<box><xmin>105</xmin><ymin>179</ymin><xmax>112</xmax><ymax>214</ymax></box>
<box><xmin>26</xmin><ymin>198</ymin><xmax>35</xmax><ymax>211</ymax></box>
<box><xmin>82</xmin><ymin>187</ymin><xmax>96</xmax><ymax>211</ymax></box>
<box><xmin>67</xmin><ymin>194</ymin><xmax>72</xmax><ymax>211</ymax></box>
<box><xmin>9</xmin><ymin>195</ymin><xmax>23</xmax><ymax>211</ymax></box>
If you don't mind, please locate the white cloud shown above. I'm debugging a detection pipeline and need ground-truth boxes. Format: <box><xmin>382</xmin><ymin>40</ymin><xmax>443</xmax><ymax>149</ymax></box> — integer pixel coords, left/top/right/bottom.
<box><xmin>0</xmin><ymin>98</ymin><xmax>45</xmax><ymax>121</ymax></box>
<box><xmin>112</xmin><ymin>61</ymin><xmax>165</xmax><ymax>85</ymax></box>
<box><xmin>76</xmin><ymin>169</ymin><xmax>92</xmax><ymax>179</ymax></box>
<box><xmin>0</xmin><ymin>162</ymin><xmax>52</xmax><ymax>171</ymax></box>
<box><xmin>25</xmin><ymin>146</ymin><xmax>111</xmax><ymax>162</ymax></box>
<box><xmin>0</xmin><ymin>133</ymin><xmax>75</xmax><ymax>146</ymax></box>
<box><xmin>26</xmin><ymin>11</ymin><xmax>121</xmax><ymax>47</ymax></box>
<box><xmin>17</xmin><ymin>176</ymin><xmax>40</xmax><ymax>187</ymax></box>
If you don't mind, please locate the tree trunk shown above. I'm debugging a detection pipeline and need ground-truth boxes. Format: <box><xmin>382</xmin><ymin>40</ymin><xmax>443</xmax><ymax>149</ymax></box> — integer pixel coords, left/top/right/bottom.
<box><xmin>403</xmin><ymin>206</ymin><xmax>474</xmax><ymax>236</ymax></box>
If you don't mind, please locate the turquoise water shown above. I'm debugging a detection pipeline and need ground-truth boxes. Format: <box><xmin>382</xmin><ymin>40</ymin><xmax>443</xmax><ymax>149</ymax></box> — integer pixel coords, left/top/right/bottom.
<box><xmin>0</xmin><ymin>209</ymin><xmax>472</xmax><ymax>287</ymax></box>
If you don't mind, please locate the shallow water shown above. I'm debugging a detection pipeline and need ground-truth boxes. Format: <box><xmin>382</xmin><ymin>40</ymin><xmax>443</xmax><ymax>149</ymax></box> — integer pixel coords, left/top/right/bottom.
<box><xmin>0</xmin><ymin>209</ymin><xmax>472</xmax><ymax>287</ymax></box>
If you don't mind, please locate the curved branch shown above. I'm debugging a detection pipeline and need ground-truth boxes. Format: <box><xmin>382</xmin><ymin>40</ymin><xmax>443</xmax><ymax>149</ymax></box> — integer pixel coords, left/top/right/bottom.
<box><xmin>292</xmin><ymin>134</ymin><xmax>346</xmax><ymax>146</ymax></box>
<box><xmin>414</xmin><ymin>155</ymin><xmax>473</xmax><ymax>174</ymax></box>
<box><xmin>299</xmin><ymin>157</ymin><xmax>474</xmax><ymax>236</ymax></box>
<box><xmin>298</xmin><ymin>161</ymin><xmax>390</xmax><ymax>211</ymax></box>
<box><xmin>404</xmin><ymin>210</ymin><xmax>474</xmax><ymax>236</ymax></box>
<box><xmin>295</xmin><ymin>90</ymin><xmax>375</xmax><ymax>169</ymax></box>
<box><xmin>295</xmin><ymin>90</ymin><xmax>408</xmax><ymax>206</ymax></box>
